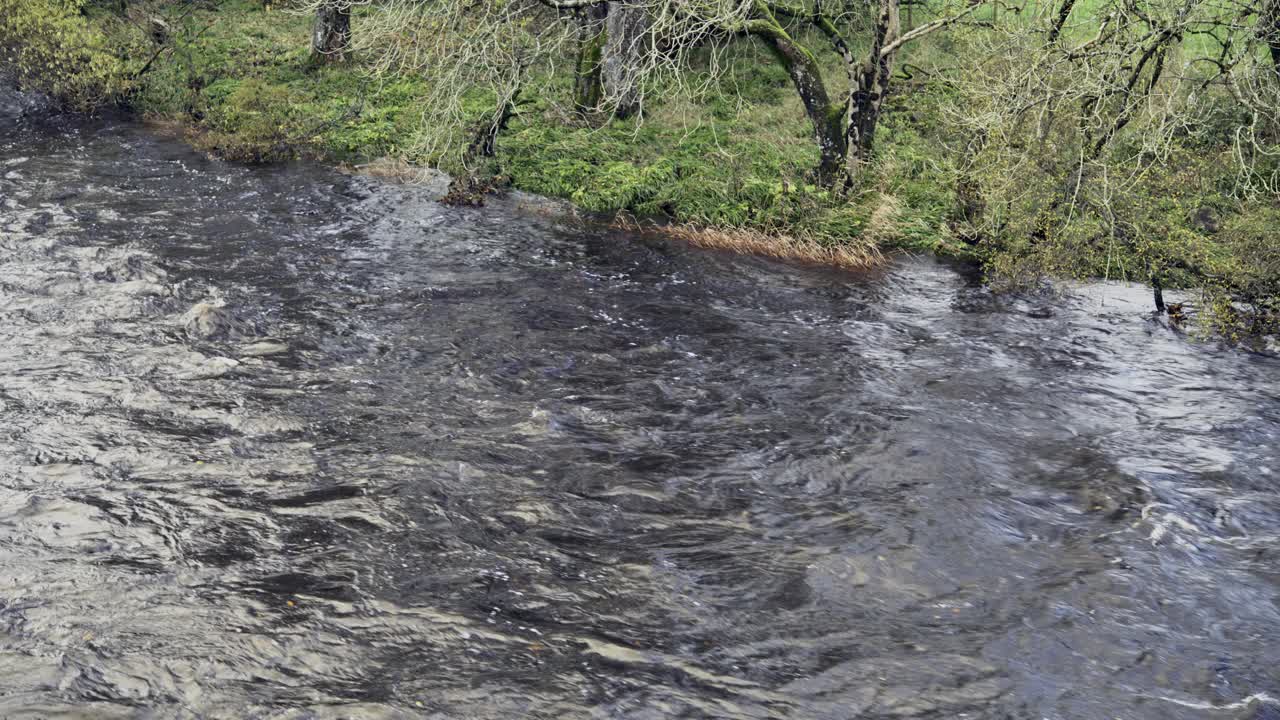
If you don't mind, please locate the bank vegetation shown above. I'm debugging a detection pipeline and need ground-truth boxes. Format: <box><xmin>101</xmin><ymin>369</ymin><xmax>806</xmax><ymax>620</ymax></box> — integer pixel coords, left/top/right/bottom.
<box><xmin>3</xmin><ymin>0</ymin><xmax>1279</xmax><ymax>339</ymax></box>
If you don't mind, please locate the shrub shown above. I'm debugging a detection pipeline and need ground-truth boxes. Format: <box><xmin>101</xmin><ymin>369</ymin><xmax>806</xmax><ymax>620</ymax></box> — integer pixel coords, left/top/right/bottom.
<box><xmin>0</xmin><ymin>0</ymin><xmax>137</xmax><ymax>108</ymax></box>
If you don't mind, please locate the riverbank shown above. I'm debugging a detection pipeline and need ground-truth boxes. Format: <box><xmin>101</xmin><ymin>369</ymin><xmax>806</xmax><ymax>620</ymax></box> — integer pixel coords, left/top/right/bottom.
<box><xmin>4</xmin><ymin>0</ymin><xmax>1279</xmax><ymax>339</ymax></box>
<box><xmin>6</xmin><ymin>1</ymin><xmax>971</xmax><ymax>259</ymax></box>
<box><xmin>116</xmin><ymin>0</ymin><xmax>914</xmax><ymax>263</ymax></box>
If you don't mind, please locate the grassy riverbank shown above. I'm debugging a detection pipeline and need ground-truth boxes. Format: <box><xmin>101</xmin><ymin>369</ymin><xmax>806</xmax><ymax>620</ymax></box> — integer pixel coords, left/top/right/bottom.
<box><xmin>4</xmin><ymin>0</ymin><xmax>1279</xmax><ymax>339</ymax></box>
<box><xmin>118</xmin><ymin>1</ymin><xmax>940</xmax><ymax>258</ymax></box>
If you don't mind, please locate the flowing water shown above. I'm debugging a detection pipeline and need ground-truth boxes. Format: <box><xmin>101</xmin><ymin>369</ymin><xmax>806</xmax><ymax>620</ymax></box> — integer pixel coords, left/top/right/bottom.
<box><xmin>2</xmin><ymin>97</ymin><xmax>1279</xmax><ymax>720</ymax></box>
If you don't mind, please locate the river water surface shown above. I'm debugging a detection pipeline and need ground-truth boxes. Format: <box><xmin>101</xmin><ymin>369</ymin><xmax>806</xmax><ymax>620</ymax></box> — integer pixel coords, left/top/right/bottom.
<box><xmin>2</xmin><ymin>101</ymin><xmax>1279</xmax><ymax>719</ymax></box>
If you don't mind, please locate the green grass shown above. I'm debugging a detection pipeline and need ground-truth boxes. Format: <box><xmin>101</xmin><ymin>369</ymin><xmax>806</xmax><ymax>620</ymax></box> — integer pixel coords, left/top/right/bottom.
<box><xmin>128</xmin><ymin>0</ymin><xmax>430</xmax><ymax>161</ymax></box>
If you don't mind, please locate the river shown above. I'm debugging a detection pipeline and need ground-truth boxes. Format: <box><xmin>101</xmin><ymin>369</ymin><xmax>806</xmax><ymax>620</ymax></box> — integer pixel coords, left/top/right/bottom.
<box><xmin>2</xmin><ymin>97</ymin><xmax>1278</xmax><ymax>719</ymax></box>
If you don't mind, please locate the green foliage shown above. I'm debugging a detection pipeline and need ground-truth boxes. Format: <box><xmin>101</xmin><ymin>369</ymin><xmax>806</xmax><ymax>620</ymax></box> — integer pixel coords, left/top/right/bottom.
<box><xmin>124</xmin><ymin>2</ymin><xmax>430</xmax><ymax>162</ymax></box>
<box><xmin>199</xmin><ymin>79</ymin><xmax>313</xmax><ymax>161</ymax></box>
<box><xmin>0</xmin><ymin>0</ymin><xmax>140</xmax><ymax>108</ymax></box>
<box><xmin>1198</xmin><ymin>206</ymin><xmax>1280</xmax><ymax>340</ymax></box>
<box><xmin>1219</xmin><ymin>207</ymin><xmax>1280</xmax><ymax>299</ymax></box>
<box><xmin>501</xmin><ymin>118</ymin><xmax>831</xmax><ymax>230</ymax></box>
<box><xmin>973</xmin><ymin>144</ymin><xmax>1222</xmax><ymax>290</ymax></box>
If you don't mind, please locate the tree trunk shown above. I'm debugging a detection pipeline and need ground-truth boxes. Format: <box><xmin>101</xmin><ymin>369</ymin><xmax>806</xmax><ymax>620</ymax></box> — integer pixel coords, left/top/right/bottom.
<box><xmin>311</xmin><ymin>2</ymin><xmax>350</xmax><ymax>64</ymax></box>
<box><xmin>603</xmin><ymin>0</ymin><xmax>646</xmax><ymax>118</ymax></box>
<box><xmin>756</xmin><ymin>29</ymin><xmax>844</xmax><ymax>183</ymax></box>
<box><xmin>470</xmin><ymin>89</ymin><xmax>521</xmax><ymax>159</ymax></box>
<box><xmin>573</xmin><ymin>6</ymin><xmax>607</xmax><ymax>114</ymax></box>
<box><xmin>844</xmin><ymin>0</ymin><xmax>900</xmax><ymax>181</ymax></box>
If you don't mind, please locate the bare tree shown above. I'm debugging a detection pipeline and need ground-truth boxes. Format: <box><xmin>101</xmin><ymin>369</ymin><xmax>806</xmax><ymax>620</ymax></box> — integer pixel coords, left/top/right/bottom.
<box><xmin>315</xmin><ymin>0</ymin><xmax>984</xmax><ymax>186</ymax></box>
<box><xmin>697</xmin><ymin>0</ymin><xmax>985</xmax><ymax>184</ymax></box>
<box><xmin>940</xmin><ymin>0</ymin><xmax>1280</xmax><ymax>307</ymax></box>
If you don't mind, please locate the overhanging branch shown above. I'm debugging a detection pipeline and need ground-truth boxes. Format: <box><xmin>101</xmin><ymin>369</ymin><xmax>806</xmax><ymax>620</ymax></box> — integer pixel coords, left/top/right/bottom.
<box><xmin>880</xmin><ymin>0</ymin><xmax>983</xmax><ymax>57</ymax></box>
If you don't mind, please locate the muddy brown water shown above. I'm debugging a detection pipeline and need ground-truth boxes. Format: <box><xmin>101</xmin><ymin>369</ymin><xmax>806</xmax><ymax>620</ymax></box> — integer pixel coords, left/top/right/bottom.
<box><xmin>2</xmin><ymin>100</ymin><xmax>1279</xmax><ymax>719</ymax></box>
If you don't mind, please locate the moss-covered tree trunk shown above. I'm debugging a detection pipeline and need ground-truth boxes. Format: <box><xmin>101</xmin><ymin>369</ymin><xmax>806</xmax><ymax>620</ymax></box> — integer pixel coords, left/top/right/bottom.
<box><xmin>750</xmin><ymin>7</ymin><xmax>845</xmax><ymax>184</ymax></box>
<box><xmin>573</xmin><ymin>5</ymin><xmax>607</xmax><ymax>114</ymax></box>
<box><xmin>603</xmin><ymin>0</ymin><xmax>646</xmax><ymax>118</ymax></box>
<box><xmin>311</xmin><ymin>2</ymin><xmax>350</xmax><ymax>64</ymax></box>
<box><xmin>772</xmin><ymin>36</ymin><xmax>845</xmax><ymax>182</ymax></box>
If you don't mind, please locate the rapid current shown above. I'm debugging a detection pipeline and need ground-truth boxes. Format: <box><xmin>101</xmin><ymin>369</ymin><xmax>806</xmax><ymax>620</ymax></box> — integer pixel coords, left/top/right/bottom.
<box><xmin>2</xmin><ymin>91</ymin><xmax>1278</xmax><ymax>719</ymax></box>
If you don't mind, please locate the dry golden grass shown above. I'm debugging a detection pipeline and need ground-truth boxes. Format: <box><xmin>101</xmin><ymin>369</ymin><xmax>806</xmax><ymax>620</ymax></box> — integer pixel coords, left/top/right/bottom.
<box><xmin>864</xmin><ymin>192</ymin><xmax>902</xmax><ymax>244</ymax></box>
<box><xmin>613</xmin><ymin>215</ymin><xmax>885</xmax><ymax>270</ymax></box>
<box><xmin>343</xmin><ymin>157</ymin><xmax>435</xmax><ymax>183</ymax></box>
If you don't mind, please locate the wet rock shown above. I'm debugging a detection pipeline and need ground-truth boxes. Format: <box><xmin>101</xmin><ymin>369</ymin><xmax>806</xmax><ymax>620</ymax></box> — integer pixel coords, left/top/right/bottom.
<box><xmin>176</xmin><ymin>355</ymin><xmax>240</xmax><ymax>380</ymax></box>
<box><xmin>440</xmin><ymin>174</ymin><xmax>496</xmax><ymax>206</ymax></box>
<box><xmin>183</xmin><ymin>302</ymin><xmax>249</xmax><ymax>340</ymax></box>
<box><xmin>0</xmin><ymin>74</ymin><xmax>53</xmax><ymax>127</ymax></box>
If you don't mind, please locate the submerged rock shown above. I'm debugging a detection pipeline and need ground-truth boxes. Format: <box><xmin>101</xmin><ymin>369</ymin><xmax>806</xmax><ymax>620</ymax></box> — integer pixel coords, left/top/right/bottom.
<box><xmin>238</xmin><ymin>340</ymin><xmax>288</xmax><ymax>357</ymax></box>
<box><xmin>176</xmin><ymin>355</ymin><xmax>240</xmax><ymax>380</ymax></box>
<box><xmin>92</xmin><ymin>253</ymin><xmax>166</xmax><ymax>284</ymax></box>
<box><xmin>0</xmin><ymin>74</ymin><xmax>53</xmax><ymax>127</ymax></box>
<box><xmin>183</xmin><ymin>302</ymin><xmax>249</xmax><ymax>340</ymax></box>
